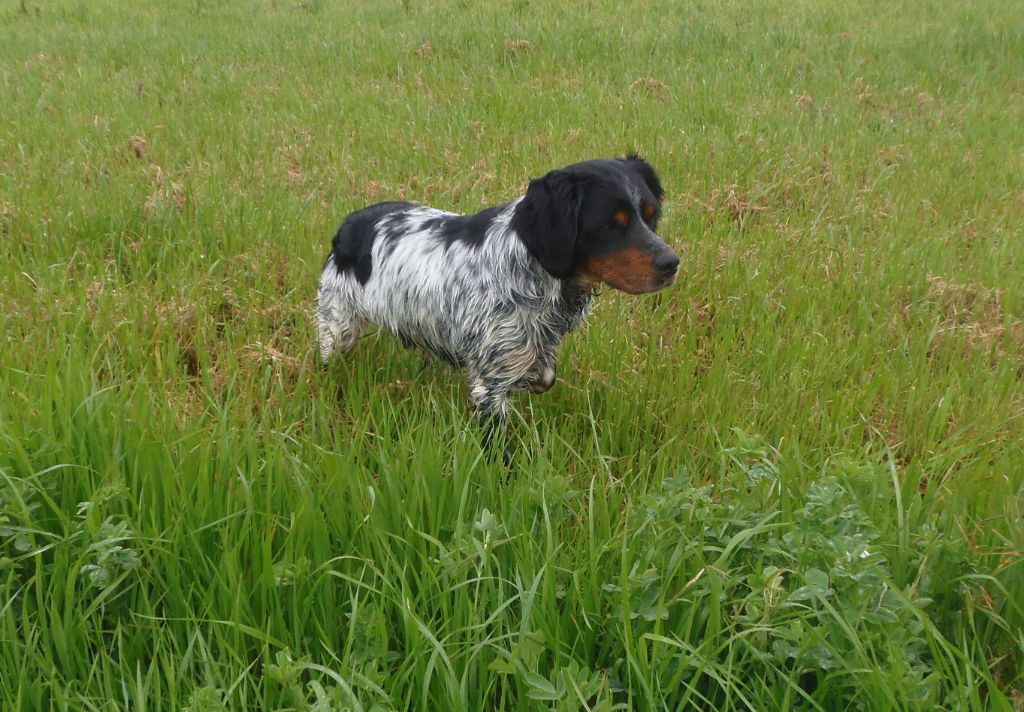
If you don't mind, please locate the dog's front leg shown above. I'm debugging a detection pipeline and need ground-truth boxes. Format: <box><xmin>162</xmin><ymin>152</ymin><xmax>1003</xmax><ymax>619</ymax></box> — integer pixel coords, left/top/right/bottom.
<box><xmin>522</xmin><ymin>347</ymin><xmax>557</xmax><ymax>393</ymax></box>
<box><xmin>468</xmin><ymin>373</ymin><xmax>513</xmax><ymax>462</ymax></box>
<box><xmin>469</xmin><ymin>375</ymin><xmax>511</xmax><ymax>431</ymax></box>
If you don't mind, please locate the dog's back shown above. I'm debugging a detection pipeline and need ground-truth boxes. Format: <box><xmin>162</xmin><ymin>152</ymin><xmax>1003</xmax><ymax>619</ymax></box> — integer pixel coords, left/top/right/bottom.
<box><xmin>317</xmin><ymin>200</ymin><xmax>556</xmax><ymax>367</ymax></box>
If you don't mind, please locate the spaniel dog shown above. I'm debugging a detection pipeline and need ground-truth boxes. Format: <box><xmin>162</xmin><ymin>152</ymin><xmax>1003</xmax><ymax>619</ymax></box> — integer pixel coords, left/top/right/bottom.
<box><xmin>316</xmin><ymin>156</ymin><xmax>678</xmax><ymax>437</ymax></box>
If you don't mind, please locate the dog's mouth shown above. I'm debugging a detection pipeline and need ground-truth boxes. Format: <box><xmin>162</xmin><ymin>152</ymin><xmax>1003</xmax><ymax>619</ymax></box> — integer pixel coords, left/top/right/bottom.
<box><xmin>579</xmin><ymin>247</ymin><xmax>679</xmax><ymax>295</ymax></box>
<box><xmin>605</xmin><ymin>274</ymin><xmax>676</xmax><ymax>294</ymax></box>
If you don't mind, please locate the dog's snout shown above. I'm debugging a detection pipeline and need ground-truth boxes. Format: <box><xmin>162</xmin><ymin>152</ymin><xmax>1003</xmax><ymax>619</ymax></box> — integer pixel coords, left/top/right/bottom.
<box><xmin>655</xmin><ymin>251</ymin><xmax>680</xmax><ymax>276</ymax></box>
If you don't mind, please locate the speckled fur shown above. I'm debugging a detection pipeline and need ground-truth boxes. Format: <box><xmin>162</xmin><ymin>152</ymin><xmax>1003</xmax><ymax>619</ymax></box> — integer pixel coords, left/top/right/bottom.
<box><xmin>316</xmin><ymin>200</ymin><xmax>593</xmax><ymax>424</ymax></box>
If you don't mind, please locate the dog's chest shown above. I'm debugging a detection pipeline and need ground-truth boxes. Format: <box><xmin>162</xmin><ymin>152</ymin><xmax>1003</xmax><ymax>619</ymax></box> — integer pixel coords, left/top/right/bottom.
<box><xmin>527</xmin><ymin>282</ymin><xmax>593</xmax><ymax>342</ymax></box>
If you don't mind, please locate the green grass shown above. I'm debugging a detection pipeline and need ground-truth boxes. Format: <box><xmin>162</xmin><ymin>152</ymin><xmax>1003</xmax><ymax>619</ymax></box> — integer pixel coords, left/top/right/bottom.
<box><xmin>1</xmin><ymin>0</ymin><xmax>1023</xmax><ymax>708</ymax></box>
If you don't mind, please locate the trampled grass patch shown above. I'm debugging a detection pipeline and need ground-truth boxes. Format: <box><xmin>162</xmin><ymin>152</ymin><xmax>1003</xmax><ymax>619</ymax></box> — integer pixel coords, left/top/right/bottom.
<box><xmin>1</xmin><ymin>0</ymin><xmax>1022</xmax><ymax>709</ymax></box>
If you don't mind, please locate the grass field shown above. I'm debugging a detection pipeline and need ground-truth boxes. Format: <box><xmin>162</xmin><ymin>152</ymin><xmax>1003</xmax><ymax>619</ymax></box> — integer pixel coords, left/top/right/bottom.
<box><xmin>2</xmin><ymin>0</ymin><xmax>1023</xmax><ymax>708</ymax></box>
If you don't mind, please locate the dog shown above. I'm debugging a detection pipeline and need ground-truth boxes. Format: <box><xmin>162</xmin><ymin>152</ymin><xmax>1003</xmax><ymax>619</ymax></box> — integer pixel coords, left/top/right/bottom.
<box><xmin>316</xmin><ymin>155</ymin><xmax>678</xmax><ymax>436</ymax></box>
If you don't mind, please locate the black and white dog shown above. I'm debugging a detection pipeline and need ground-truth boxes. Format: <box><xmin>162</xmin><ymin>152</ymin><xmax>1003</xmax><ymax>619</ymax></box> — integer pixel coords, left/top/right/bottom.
<box><xmin>316</xmin><ymin>156</ymin><xmax>678</xmax><ymax>433</ymax></box>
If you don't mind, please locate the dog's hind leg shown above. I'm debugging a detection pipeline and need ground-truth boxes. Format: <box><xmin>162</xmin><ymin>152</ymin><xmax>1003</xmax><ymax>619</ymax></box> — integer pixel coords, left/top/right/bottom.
<box><xmin>315</xmin><ymin>285</ymin><xmax>363</xmax><ymax>365</ymax></box>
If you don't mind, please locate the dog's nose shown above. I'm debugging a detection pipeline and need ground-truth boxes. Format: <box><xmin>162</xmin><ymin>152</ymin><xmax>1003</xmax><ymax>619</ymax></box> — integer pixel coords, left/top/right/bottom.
<box><xmin>655</xmin><ymin>252</ymin><xmax>680</xmax><ymax>276</ymax></box>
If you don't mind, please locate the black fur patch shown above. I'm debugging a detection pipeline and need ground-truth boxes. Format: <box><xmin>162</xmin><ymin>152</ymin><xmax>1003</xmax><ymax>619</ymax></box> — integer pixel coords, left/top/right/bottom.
<box><xmin>622</xmin><ymin>154</ymin><xmax>665</xmax><ymax>201</ymax></box>
<box><xmin>510</xmin><ymin>171</ymin><xmax>583</xmax><ymax>279</ymax></box>
<box><xmin>418</xmin><ymin>205</ymin><xmax>507</xmax><ymax>249</ymax></box>
<box><xmin>331</xmin><ymin>201</ymin><xmax>414</xmax><ymax>285</ymax></box>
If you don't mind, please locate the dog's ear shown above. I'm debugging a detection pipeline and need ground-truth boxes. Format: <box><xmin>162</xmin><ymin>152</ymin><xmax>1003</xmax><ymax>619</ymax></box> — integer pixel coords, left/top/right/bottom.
<box><xmin>511</xmin><ymin>169</ymin><xmax>584</xmax><ymax>279</ymax></box>
<box><xmin>621</xmin><ymin>153</ymin><xmax>664</xmax><ymax>201</ymax></box>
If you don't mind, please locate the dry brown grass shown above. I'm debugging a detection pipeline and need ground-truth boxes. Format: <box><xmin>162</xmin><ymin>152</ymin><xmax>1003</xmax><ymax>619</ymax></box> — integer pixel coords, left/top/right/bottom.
<box><xmin>926</xmin><ymin>274</ymin><xmax>1024</xmax><ymax>361</ymax></box>
<box><xmin>143</xmin><ymin>165</ymin><xmax>186</xmax><ymax>218</ymax></box>
<box><xmin>630</xmin><ymin>77</ymin><xmax>669</xmax><ymax>101</ymax></box>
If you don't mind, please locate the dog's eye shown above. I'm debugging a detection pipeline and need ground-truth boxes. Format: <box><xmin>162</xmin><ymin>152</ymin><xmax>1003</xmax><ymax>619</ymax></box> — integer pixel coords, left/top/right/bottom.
<box><xmin>642</xmin><ymin>203</ymin><xmax>655</xmax><ymax>221</ymax></box>
<box><xmin>610</xmin><ymin>210</ymin><xmax>630</xmax><ymax>229</ymax></box>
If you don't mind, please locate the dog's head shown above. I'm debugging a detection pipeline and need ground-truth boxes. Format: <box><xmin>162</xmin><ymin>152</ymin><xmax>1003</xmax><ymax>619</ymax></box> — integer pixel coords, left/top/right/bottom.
<box><xmin>511</xmin><ymin>155</ymin><xmax>678</xmax><ymax>294</ymax></box>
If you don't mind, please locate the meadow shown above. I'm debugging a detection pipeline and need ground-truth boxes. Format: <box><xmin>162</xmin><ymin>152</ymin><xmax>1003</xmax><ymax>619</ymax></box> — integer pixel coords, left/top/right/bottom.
<box><xmin>1</xmin><ymin>0</ymin><xmax>1022</xmax><ymax>708</ymax></box>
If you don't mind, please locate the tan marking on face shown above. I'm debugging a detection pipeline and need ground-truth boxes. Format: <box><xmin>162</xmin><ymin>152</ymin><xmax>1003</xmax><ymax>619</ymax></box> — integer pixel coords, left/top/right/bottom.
<box><xmin>642</xmin><ymin>203</ymin><xmax>655</xmax><ymax>221</ymax></box>
<box><xmin>579</xmin><ymin>247</ymin><xmax>664</xmax><ymax>294</ymax></box>
<box><xmin>612</xmin><ymin>209</ymin><xmax>630</xmax><ymax>229</ymax></box>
